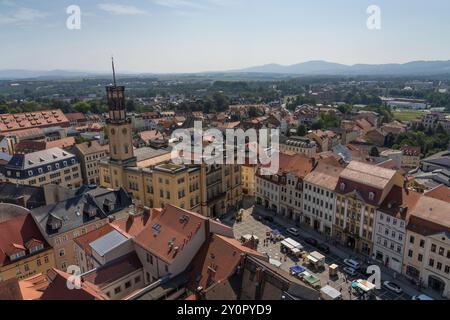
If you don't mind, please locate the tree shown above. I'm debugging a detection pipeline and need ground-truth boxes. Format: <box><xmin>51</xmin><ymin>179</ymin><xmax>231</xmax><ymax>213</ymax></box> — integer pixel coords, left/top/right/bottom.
<box><xmin>297</xmin><ymin>124</ymin><xmax>307</xmax><ymax>136</ymax></box>
<box><xmin>311</xmin><ymin>120</ymin><xmax>324</xmax><ymax>130</ymax></box>
<box><xmin>369</xmin><ymin>147</ymin><xmax>380</xmax><ymax>157</ymax></box>
<box><xmin>212</xmin><ymin>92</ymin><xmax>229</xmax><ymax>112</ymax></box>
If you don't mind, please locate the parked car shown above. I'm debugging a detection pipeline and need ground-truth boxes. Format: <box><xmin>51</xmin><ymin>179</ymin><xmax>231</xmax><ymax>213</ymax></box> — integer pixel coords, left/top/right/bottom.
<box><xmin>412</xmin><ymin>294</ymin><xmax>433</xmax><ymax>300</ymax></box>
<box><xmin>263</xmin><ymin>216</ymin><xmax>274</xmax><ymax>223</ymax></box>
<box><xmin>305</xmin><ymin>237</ymin><xmax>318</xmax><ymax>246</ymax></box>
<box><xmin>343</xmin><ymin>259</ymin><xmax>361</xmax><ymax>270</ymax></box>
<box><xmin>383</xmin><ymin>281</ymin><xmax>403</xmax><ymax>294</ymax></box>
<box><xmin>287</xmin><ymin>228</ymin><xmax>300</xmax><ymax>237</ymax></box>
<box><xmin>343</xmin><ymin>266</ymin><xmax>357</xmax><ymax>276</ymax></box>
<box><xmin>317</xmin><ymin>243</ymin><xmax>330</xmax><ymax>253</ymax></box>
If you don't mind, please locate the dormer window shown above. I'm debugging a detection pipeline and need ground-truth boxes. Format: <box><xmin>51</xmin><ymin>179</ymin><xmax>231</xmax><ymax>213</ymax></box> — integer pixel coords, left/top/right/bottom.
<box><xmin>71</xmin><ymin>159</ymin><xmax>76</xmax><ymax>164</ymax></box>
<box><xmin>38</xmin><ymin>168</ymin><xmax>43</xmax><ymax>174</ymax></box>
<box><xmin>47</xmin><ymin>165</ymin><xmax>52</xmax><ymax>171</ymax></box>
<box><xmin>368</xmin><ymin>192</ymin><xmax>375</xmax><ymax>201</ymax></box>
<box><xmin>28</xmin><ymin>170</ymin><xmax>33</xmax><ymax>177</ymax></box>
<box><xmin>55</xmin><ymin>163</ymin><xmax>60</xmax><ymax>169</ymax></box>
<box><xmin>63</xmin><ymin>161</ymin><xmax>67</xmax><ymax>167</ymax></box>
<box><xmin>340</xmin><ymin>183</ymin><xmax>346</xmax><ymax>191</ymax></box>
<box><xmin>29</xmin><ymin>243</ymin><xmax>44</xmax><ymax>254</ymax></box>
<box><xmin>9</xmin><ymin>251</ymin><xmax>26</xmax><ymax>262</ymax></box>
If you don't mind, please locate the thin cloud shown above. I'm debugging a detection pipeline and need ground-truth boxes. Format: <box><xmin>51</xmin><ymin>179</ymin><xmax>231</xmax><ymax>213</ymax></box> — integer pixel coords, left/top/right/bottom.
<box><xmin>0</xmin><ymin>7</ymin><xmax>48</xmax><ymax>25</ymax></box>
<box><xmin>154</xmin><ymin>0</ymin><xmax>206</xmax><ymax>9</ymax></box>
<box><xmin>98</xmin><ymin>3</ymin><xmax>147</xmax><ymax>15</ymax></box>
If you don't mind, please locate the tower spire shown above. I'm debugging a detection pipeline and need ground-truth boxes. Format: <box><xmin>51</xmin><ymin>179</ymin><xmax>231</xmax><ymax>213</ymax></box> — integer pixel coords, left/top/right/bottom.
<box><xmin>111</xmin><ymin>56</ymin><xmax>117</xmax><ymax>87</ymax></box>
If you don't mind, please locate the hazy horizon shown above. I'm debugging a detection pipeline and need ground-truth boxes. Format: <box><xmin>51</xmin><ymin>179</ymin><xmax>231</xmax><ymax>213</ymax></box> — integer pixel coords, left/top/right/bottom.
<box><xmin>1</xmin><ymin>0</ymin><xmax>450</xmax><ymax>73</ymax></box>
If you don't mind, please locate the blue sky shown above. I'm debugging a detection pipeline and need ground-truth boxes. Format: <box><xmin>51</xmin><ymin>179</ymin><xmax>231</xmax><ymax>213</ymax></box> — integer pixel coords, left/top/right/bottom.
<box><xmin>1</xmin><ymin>0</ymin><xmax>450</xmax><ymax>73</ymax></box>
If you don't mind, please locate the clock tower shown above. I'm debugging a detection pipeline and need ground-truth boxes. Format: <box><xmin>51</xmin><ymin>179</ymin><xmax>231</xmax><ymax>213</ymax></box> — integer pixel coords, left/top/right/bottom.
<box><xmin>106</xmin><ymin>58</ymin><xmax>136</xmax><ymax>167</ymax></box>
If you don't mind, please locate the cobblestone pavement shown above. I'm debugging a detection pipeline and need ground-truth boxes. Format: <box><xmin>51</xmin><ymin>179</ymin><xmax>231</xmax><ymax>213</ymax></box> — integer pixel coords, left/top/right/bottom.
<box><xmin>222</xmin><ymin>203</ymin><xmax>433</xmax><ymax>300</ymax></box>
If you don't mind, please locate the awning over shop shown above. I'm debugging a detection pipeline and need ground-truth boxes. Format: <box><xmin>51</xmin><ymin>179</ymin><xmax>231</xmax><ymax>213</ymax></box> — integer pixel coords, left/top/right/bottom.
<box><xmin>282</xmin><ymin>238</ymin><xmax>303</xmax><ymax>249</ymax></box>
<box><xmin>307</xmin><ymin>255</ymin><xmax>319</xmax><ymax>264</ymax></box>
<box><xmin>289</xmin><ymin>265</ymin><xmax>306</xmax><ymax>275</ymax></box>
<box><xmin>269</xmin><ymin>258</ymin><xmax>282</xmax><ymax>268</ymax></box>
<box><xmin>352</xmin><ymin>280</ymin><xmax>376</xmax><ymax>293</ymax></box>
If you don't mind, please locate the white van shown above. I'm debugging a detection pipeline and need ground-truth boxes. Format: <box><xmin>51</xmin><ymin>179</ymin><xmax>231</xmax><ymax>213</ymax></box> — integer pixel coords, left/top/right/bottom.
<box><xmin>343</xmin><ymin>259</ymin><xmax>361</xmax><ymax>270</ymax></box>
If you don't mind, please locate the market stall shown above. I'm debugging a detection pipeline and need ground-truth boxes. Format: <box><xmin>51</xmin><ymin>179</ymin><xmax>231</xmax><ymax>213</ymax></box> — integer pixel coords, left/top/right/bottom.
<box><xmin>320</xmin><ymin>285</ymin><xmax>342</xmax><ymax>300</ymax></box>
<box><xmin>302</xmin><ymin>271</ymin><xmax>321</xmax><ymax>288</ymax></box>
<box><xmin>351</xmin><ymin>279</ymin><xmax>377</xmax><ymax>298</ymax></box>
<box><xmin>329</xmin><ymin>264</ymin><xmax>339</xmax><ymax>277</ymax></box>
<box><xmin>289</xmin><ymin>265</ymin><xmax>306</xmax><ymax>277</ymax></box>
<box><xmin>306</xmin><ymin>251</ymin><xmax>325</xmax><ymax>269</ymax></box>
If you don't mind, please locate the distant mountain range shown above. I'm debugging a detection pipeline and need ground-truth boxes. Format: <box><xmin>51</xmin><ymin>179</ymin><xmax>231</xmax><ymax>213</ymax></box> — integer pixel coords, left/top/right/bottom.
<box><xmin>229</xmin><ymin>60</ymin><xmax>450</xmax><ymax>76</ymax></box>
<box><xmin>2</xmin><ymin>60</ymin><xmax>450</xmax><ymax>80</ymax></box>
<box><xmin>0</xmin><ymin>69</ymin><xmax>105</xmax><ymax>80</ymax></box>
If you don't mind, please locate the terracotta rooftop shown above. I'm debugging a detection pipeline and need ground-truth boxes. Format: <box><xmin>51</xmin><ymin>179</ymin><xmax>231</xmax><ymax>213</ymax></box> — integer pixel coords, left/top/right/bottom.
<box><xmin>65</xmin><ymin>112</ymin><xmax>87</xmax><ymax>122</ymax></box>
<box><xmin>8</xmin><ymin>127</ymin><xmax>45</xmax><ymax>140</ymax></box>
<box><xmin>424</xmin><ymin>184</ymin><xmax>450</xmax><ymax>203</ymax></box>
<box><xmin>187</xmin><ymin>234</ymin><xmax>262</xmax><ymax>290</ymax></box>
<box><xmin>0</xmin><ymin>214</ymin><xmax>51</xmax><ymax>267</ymax></box>
<box><xmin>18</xmin><ymin>273</ymin><xmax>49</xmax><ymax>300</ymax></box>
<box><xmin>276</xmin><ymin>152</ymin><xmax>316</xmax><ymax>178</ymax></box>
<box><xmin>139</xmin><ymin>130</ymin><xmax>163</xmax><ymax>143</ymax></box>
<box><xmin>304</xmin><ymin>162</ymin><xmax>344</xmax><ymax>190</ymax></box>
<box><xmin>0</xmin><ymin>110</ymin><xmax>69</xmax><ymax>134</ymax></box>
<box><xmin>407</xmin><ymin>196</ymin><xmax>450</xmax><ymax>235</ymax></box>
<box><xmin>340</xmin><ymin>161</ymin><xmax>396</xmax><ymax>189</ymax></box>
<box><xmin>81</xmin><ymin>252</ymin><xmax>142</xmax><ymax>288</ymax></box>
<box><xmin>73</xmin><ymin>140</ymin><xmax>108</xmax><ymax>155</ymax></box>
<box><xmin>133</xmin><ymin>205</ymin><xmax>210</xmax><ymax>264</ymax></box>
<box><xmin>40</xmin><ymin>268</ymin><xmax>108</xmax><ymax>300</ymax></box>
<box><xmin>0</xmin><ymin>278</ymin><xmax>23</xmax><ymax>300</ymax></box>
<box><xmin>356</xmin><ymin>118</ymin><xmax>373</xmax><ymax>130</ymax></box>
<box><xmin>378</xmin><ymin>185</ymin><xmax>422</xmax><ymax>219</ymax></box>
<box><xmin>111</xmin><ymin>210</ymin><xmax>154</xmax><ymax>237</ymax></box>
<box><xmin>46</xmin><ymin>137</ymin><xmax>76</xmax><ymax>150</ymax></box>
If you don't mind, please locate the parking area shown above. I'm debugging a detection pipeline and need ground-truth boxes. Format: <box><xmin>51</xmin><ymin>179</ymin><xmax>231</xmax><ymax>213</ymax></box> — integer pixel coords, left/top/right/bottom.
<box><xmin>228</xmin><ymin>206</ymin><xmax>412</xmax><ymax>301</ymax></box>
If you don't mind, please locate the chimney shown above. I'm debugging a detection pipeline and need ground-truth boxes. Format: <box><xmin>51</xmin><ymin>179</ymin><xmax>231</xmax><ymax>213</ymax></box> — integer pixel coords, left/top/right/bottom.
<box><xmin>205</xmin><ymin>220</ymin><xmax>210</xmax><ymax>239</ymax></box>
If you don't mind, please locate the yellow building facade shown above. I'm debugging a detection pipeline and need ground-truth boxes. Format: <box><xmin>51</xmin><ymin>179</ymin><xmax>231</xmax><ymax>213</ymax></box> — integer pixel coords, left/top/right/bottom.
<box><xmin>98</xmin><ymin>77</ymin><xmax>242</xmax><ymax>218</ymax></box>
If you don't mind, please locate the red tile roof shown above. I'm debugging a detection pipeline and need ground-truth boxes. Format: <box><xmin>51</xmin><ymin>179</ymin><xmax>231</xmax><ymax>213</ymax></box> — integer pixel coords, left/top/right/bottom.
<box><xmin>424</xmin><ymin>185</ymin><xmax>450</xmax><ymax>203</ymax></box>
<box><xmin>187</xmin><ymin>234</ymin><xmax>262</xmax><ymax>290</ymax></box>
<box><xmin>65</xmin><ymin>112</ymin><xmax>87</xmax><ymax>122</ymax></box>
<box><xmin>40</xmin><ymin>268</ymin><xmax>108</xmax><ymax>300</ymax></box>
<box><xmin>81</xmin><ymin>253</ymin><xmax>142</xmax><ymax>288</ymax></box>
<box><xmin>46</xmin><ymin>137</ymin><xmax>76</xmax><ymax>150</ymax></box>
<box><xmin>133</xmin><ymin>205</ymin><xmax>209</xmax><ymax>264</ymax></box>
<box><xmin>0</xmin><ymin>214</ymin><xmax>50</xmax><ymax>267</ymax></box>
<box><xmin>0</xmin><ymin>278</ymin><xmax>23</xmax><ymax>300</ymax></box>
<box><xmin>0</xmin><ymin>110</ymin><xmax>70</xmax><ymax>134</ymax></box>
<box><xmin>18</xmin><ymin>273</ymin><xmax>49</xmax><ymax>300</ymax></box>
<box><xmin>139</xmin><ymin>130</ymin><xmax>163</xmax><ymax>143</ymax></box>
<box><xmin>277</xmin><ymin>153</ymin><xmax>316</xmax><ymax>177</ymax></box>
<box><xmin>378</xmin><ymin>185</ymin><xmax>422</xmax><ymax>219</ymax></box>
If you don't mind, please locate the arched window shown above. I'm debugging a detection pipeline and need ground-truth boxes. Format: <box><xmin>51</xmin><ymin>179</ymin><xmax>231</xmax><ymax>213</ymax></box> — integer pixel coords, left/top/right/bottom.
<box><xmin>369</xmin><ymin>192</ymin><xmax>375</xmax><ymax>200</ymax></box>
<box><xmin>340</xmin><ymin>183</ymin><xmax>346</xmax><ymax>191</ymax></box>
